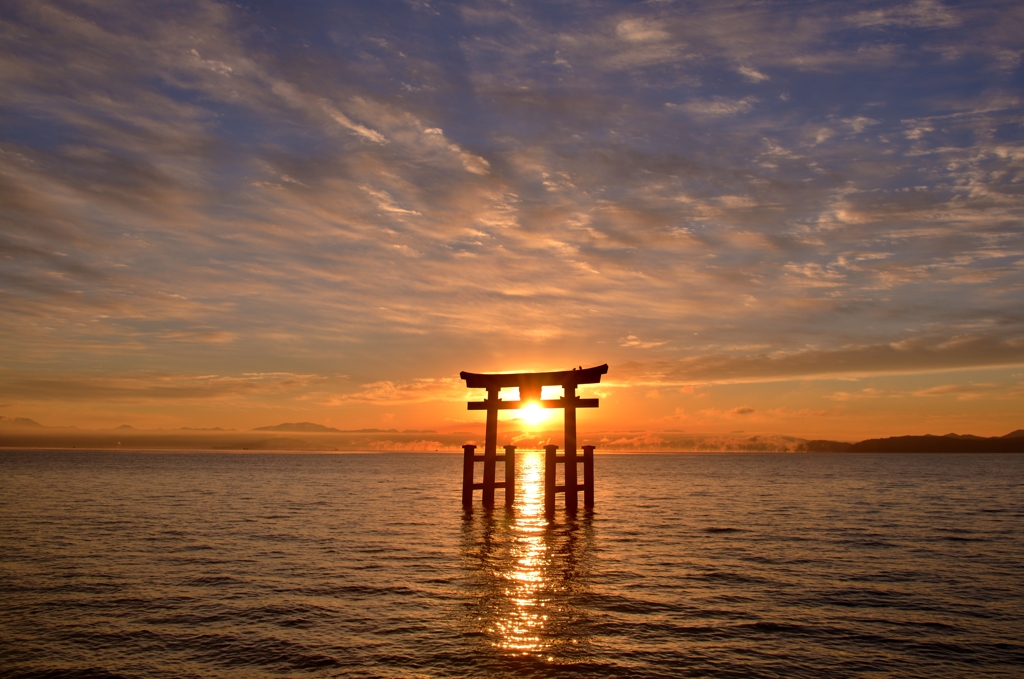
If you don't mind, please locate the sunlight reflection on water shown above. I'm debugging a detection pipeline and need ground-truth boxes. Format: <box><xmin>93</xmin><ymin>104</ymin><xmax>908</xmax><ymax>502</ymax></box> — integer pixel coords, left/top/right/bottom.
<box><xmin>496</xmin><ymin>451</ymin><xmax>546</xmax><ymax>654</ymax></box>
<box><xmin>461</xmin><ymin>450</ymin><xmax>594</xmax><ymax>661</ymax></box>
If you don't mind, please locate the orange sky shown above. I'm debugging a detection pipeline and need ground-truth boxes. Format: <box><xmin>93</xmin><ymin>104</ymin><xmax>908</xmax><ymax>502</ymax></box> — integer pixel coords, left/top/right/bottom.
<box><xmin>6</xmin><ymin>363</ymin><xmax>1021</xmax><ymax>441</ymax></box>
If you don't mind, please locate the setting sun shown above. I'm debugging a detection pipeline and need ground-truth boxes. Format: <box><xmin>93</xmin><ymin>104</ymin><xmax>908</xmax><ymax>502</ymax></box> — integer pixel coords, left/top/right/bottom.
<box><xmin>519</xmin><ymin>402</ymin><xmax>548</xmax><ymax>428</ymax></box>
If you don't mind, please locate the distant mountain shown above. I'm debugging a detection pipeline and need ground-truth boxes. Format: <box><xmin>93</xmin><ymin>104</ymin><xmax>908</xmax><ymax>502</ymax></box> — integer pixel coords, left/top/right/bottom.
<box><xmin>797</xmin><ymin>429</ymin><xmax>1024</xmax><ymax>453</ymax></box>
<box><xmin>0</xmin><ymin>417</ymin><xmax>43</xmax><ymax>427</ymax></box>
<box><xmin>217</xmin><ymin>437</ymin><xmax>325</xmax><ymax>451</ymax></box>
<box><xmin>115</xmin><ymin>424</ymin><xmax>135</xmax><ymax>430</ymax></box>
<box><xmin>248</xmin><ymin>423</ymin><xmax>429</xmax><ymax>433</ymax></box>
<box><xmin>801</xmin><ymin>439</ymin><xmax>853</xmax><ymax>452</ymax></box>
<box><xmin>849</xmin><ymin>434</ymin><xmax>1023</xmax><ymax>453</ymax></box>
<box><xmin>252</xmin><ymin>422</ymin><xmax>342</xmax><ymax>433</ymax></box>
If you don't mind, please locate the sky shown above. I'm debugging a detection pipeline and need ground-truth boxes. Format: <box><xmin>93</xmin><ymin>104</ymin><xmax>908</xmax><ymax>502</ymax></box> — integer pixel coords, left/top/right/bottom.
<box><xmin>1</xmin><ymin>0</ymin><xmax>1023</xmax><ymax>441</ymax></box>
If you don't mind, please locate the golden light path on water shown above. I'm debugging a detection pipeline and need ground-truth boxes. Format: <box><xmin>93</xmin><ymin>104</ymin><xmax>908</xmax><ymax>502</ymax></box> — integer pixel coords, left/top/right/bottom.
<box><xmin>461</xmin><ymin>447</ymin><xmax>593</xmax><ymax>661</ymax></box>
<box><xmin>492</xmin><ymin>450</ymin><xmax>548</xmax><ymax>654</ymax></box>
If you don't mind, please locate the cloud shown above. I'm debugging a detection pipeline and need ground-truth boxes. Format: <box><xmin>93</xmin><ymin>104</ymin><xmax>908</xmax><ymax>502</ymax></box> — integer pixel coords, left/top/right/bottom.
<box><xmin>363</xmin><ymin>439</ymin><xmax>460</xmax><ymax>451</ymax></box>
<box><xmin>827</xmin><ymin>380</ymin><xmax>1024</xmax><ymax>403</ymax></box>
<box><xmin>620</xmin><ymin>335</ymin><xmax>666</xmax><ymax>349</ymax></box>
<box><xmin>614</xmin><ymin>333</ymin><xmax>1024</xmax><ymax>386</ymax></box>
<box><xmin>911</xmin><ymin>382</ymin><xmax>1021</xmax><ymax>400</ymax></box>
<box><xmin>0</xmin><ymin>372</ymin><xmax>327</xmax><ymax>403</ymax></box>
<box><xmin>616</xmin><ymin>18</ymin><xmax>671</xmax><ymax>44</ymax></box>
<box><xmin>827</xmin><ymin>387</ymin><xmax>889</xmax><ymax>401</ymax></box>
<box><xmin>327</xmin><ymin>378</ymin><xmax>469</xmax><ymax>405</ymax></box>
<box><xmin>737</xmin><ymin>66</ymin><xmax>769</xmax><ymax>82</ymax></box>
<box><xmin>848</xmin><ymin>1</ymin><xmax>960</xmax><ymax>29</ymax></box>
<box><xmin>595</xmin><ymin>432</ymin><xmax>807</xmax><ymax>452</ymax></box>
<box><xmin>843</xmin><ymin>116</ymin><xmax>879</xmax><ymax>133</ymax></box>
<box><xmin>320</xmin><ymin>102</ymin><xmax>388</xmax><ymax>144</ymax></box>
<box><xmin>668</xmin><ymin>96</ymin><xmax>758</xmax><ymax>116</ymax></box>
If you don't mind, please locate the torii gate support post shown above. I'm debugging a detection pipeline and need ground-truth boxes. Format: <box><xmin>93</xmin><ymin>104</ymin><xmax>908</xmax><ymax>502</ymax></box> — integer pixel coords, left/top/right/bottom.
<box><xmin>545</xmin><ymin>445</ymin><xmax>557</xmax><ymax>515</ymax></box>
<box><xmin>504</xmin><ymin>445</ymin><xmax>516</xmax><ymax>508</ymax></box>
<box><xmin>564</xmin><ymin>386</ymin><xmax>578</xmax><ymax>511</ymax></box>
<box><xmin>583</xmin><ymin>445</ymin><xmax>595</xmax><ymax>509</ymax></box>
<box><xmin>462</xmin><ymin>444</ymin><xmax>476</xmax><ymax>509</ymax></box>
<box><xmin>482</xmin><ymin>387</ymin><xmax>499</xmax><ymax>507</ymax></box>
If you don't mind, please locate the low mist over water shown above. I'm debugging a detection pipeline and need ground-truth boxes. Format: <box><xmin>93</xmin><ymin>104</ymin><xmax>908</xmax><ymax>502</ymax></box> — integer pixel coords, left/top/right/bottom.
<box><xmin>2</xmin><ymin>451</ymin><xmax>1022</xmax><ymax>678</ymax></box>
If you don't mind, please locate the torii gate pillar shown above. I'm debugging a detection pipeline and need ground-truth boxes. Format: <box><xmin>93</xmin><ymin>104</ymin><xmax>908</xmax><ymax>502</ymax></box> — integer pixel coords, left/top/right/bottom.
<box><xmin>460</xmin><ymin>364</ymin><xmax>608</xmax><ymax>512</ymax></box>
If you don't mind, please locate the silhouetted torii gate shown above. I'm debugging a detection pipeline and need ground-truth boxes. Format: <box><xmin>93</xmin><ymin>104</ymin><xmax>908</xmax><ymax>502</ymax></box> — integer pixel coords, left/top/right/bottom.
<box><xmin>460</xmin><ymin>364</ymin><xmax>608</xmax><ymax>513</ymax></box>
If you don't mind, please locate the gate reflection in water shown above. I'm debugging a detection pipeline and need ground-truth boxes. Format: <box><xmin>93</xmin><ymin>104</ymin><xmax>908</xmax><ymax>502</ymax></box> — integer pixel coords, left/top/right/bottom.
<box><xmin>460</xmin><ymin>450</ymin><xmax>595</xmax><ymax>659</ymax></box>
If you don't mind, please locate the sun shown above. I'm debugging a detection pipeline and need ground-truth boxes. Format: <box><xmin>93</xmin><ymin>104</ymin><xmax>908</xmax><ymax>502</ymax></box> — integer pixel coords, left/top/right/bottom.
<box><xmin>519</xmin><ymin>402</ymin><xmax>547</xmax><ymax>427</ymax></box>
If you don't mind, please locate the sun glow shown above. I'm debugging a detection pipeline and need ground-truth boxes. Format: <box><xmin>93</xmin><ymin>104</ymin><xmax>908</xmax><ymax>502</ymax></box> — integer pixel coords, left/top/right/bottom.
<box><xmin>519</xmin><ymin>402</ymin><xmax>548</xmax><ymax>427</ymax></box>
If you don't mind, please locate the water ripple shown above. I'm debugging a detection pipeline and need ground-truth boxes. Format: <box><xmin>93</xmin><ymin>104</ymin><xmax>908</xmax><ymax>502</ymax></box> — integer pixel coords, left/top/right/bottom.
<box><xmin>1</xmin><ymin>450</ymin><xmax>1022</xmax><ymax>678</ymax></box>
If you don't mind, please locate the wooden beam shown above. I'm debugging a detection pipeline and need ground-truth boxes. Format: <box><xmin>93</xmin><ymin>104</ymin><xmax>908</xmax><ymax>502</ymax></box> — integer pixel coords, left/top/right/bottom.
<box><xmin>552</xmin><ymin>483</ymin><xmax>593</xmax><ymax>493</ymax></box>
<box><xmin>461</xmin><ymin>364</ymin><xmax>608</xmax><ymax>390</ymax></box>
<box><xmin>467</xmin><ymin>397</ymin><xmax>599</xmax><ymax>411</ymax></box>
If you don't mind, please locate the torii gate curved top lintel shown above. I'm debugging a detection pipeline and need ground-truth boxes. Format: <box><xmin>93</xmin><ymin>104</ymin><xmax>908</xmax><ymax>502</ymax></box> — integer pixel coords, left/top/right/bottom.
<box><xmin>460</xmin><ymin>364</ymin><xmax>608</xmax><ymax>402</ymax></box>
<box><xmin>460</xmin><ymin>364</ymin><xmax>608</xmax><ymax>511</ymax></box>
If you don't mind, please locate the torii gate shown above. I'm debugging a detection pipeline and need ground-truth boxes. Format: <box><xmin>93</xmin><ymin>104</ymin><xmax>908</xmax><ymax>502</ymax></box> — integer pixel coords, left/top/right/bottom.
<box><xmin>460</xmin><ymin>364</ymin><xmax>608</xmax><ymax>513</ymax></box>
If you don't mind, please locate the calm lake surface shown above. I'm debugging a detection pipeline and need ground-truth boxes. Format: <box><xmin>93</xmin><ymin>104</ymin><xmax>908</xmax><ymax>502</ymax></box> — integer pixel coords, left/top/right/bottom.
<box><xmin>1</xmin><ymin>450</ymin><xmax>1022</xmax><ymax>678</ymax></box>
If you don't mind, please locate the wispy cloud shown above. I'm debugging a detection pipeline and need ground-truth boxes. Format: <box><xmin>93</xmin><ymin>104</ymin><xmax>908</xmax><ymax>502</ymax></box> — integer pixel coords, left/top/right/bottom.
<box><xmin>613</xmin><ymin>334</ymin><xmax>1024</xmax><ymax>386</ymax></box>
<box><xmin>667</xmin><ymin>96</ymin><xmax>759</xmax><ymax>116</ymax></box>
<box><xmin>848</xmin><ymin>1</ymin><xmax>960</xmax><ymax>29</ymax></box>
<box><xmin>0</xmin><ymin>372</ymin><xmax>328</xmax><ymax>403</ymax></box>
<box><xmin>325</xmin><ymin>378</ymin><xmax>469</xmax><ymax>405</ymax></box>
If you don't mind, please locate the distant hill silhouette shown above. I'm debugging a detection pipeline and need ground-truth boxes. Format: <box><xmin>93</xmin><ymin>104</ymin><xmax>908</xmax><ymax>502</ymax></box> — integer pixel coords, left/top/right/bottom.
<box><xmin>849</xmin><ymin>433</ymin><xmax>1023</xmax><ymax>453</ymax></box>
<box><xmin>253</xmin><ymin>422</ymin><xmax>343</xmax><ymax>432</ymax></box>
<box><xmin>1</xmin><ymin>416</ymin><xmax>1019</xmax><ymax>453</ymax></box>
<box><xmin>801</xmin><ymin>439</ymin><xmax>854</xmax><ymax>452</ymax></box>
<box><xmin>250</xmin><ymin>422</ymin><xmax>434</xmax><ymax>434</ymax></box>
<box><xmin>800</xmin><ymin>430</ymin><xmax>1024</xmax><ymax>453</ymax></box>
<box><xmin>0</xmin><ymin>417</ymin><xmax>43</xmax><ymax>427</ymax></box>
<box><xmin>217</xmin><ymin>437</ymin><xmax>324</xmax><ymax>451</ymax></box>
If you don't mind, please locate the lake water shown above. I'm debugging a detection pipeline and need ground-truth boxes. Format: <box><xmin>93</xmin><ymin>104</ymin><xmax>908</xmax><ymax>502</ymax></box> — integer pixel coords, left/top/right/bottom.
<box><xmin>1</xmin><ymin>450</ymin><xmax>1022</xmax><ymax>678</ymax></box>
